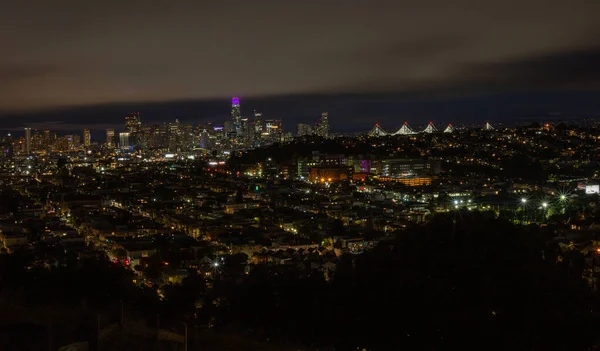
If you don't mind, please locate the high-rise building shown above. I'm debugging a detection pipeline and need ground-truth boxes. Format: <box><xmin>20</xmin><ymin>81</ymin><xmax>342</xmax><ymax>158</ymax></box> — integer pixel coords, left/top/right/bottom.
<box><xmin>231</xmin><ymin>97</ymin><xmax>241</xmax><ymax>137</ymax></box>
<box><xmin>254</xmin><ymin>111</ymin><xmax>263</xmax><ymax>141</ymax></box>
<box><xmin>42</xmin><ymin>130</ymin><xmax>52</xmax><ymax>149</ymax></box>
<box><xmin>83</xmin><ymin>128</ymin><xmax>91</xmax><ymax>147</ymax></box>
<box><xmin>106</xmin><ymin>129</ymin><xmax>115</xmax><ymax>148</ymax></box>
<box><xmin>315</xmin><ymin>112</ymin><xmax>329</xmax><ymax>138</ymax></box>
<box><xmin>265</xmin><ymin>119</ymin><xmax>283</xmax><ymax>142</ymax></box>
<box><xmin>31</xmin><ymin>130</ymin><xmax>43</xmax><ymax>152</ymax></box>
<box><xmin>224</xmin><ymin>121</ymin><xmax>234</xmax><ymax>135</ymax></box>
<box><xmin>65</xmin><ymin>135</ymin><xmax>75</xmax><ymax>150</ymax></box>
<box><xmin>24</xmin><ymin>127</ymin><xmax>31</xmax><ymax>155</ymax></box>
<box><xmin>180</xmin><ymin>123</ymin><xmax>194</xmax><ymax>151</ymax></box>
<box><xmin>137</xmin><ymin>126</ymin><xmax>151</xmax><ymax>150</ymax></box>
<box><xmin>240</xmin><ymin>117</ymin><xmax>250</xmax><ymax>144</ymax></box>
<box><xmin>297</xmin><ymin>123</ymin><xmax>312</xmax><ymax>137</ymax></box>
<box><xmin>168</xmin><ymin>119</ymin><xmax>180</xmax><ymax>152</ymax></box>
<box><xmin>125</xmin><ymin>112</ymin><xmax>141</xmax><ymax>134</ymax></box>
<box><xmin>119</xmin><ymin>132</ymin><xmax>130</xmax><ymax>150</ymax></box>
<box><xmin>125</xmin><ymin>112</ymin><xmax>141</xmax><ymax>147</ymax></box>
<box><xmin>73</xmin><ymin>135</ymin><xmax>81</xmax><ymax>148</ymax></box>
<box><xmin>199</xmin><ymin>128</ymin><xmax>210</xmax><ymax>149</ymax></box>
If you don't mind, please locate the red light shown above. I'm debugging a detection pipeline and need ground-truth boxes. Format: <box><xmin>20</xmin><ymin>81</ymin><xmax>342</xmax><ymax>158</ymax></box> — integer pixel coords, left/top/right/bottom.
<box><xmin>113</xmin><ymin>259</ymin><xmax>118</xmax><ymax>264</ymax></box>
<box><xmin>375</xmin><ymin>123</ymin><xmax>379</xmax><ymax>126</ymax></box>
<box><xmin>404</xmin><ymin>121</ymin><xmax>408</xmax><ymax>125</ymax></box>
<box><xmin>207</xmin><ymin>168</ymin><xmax>211</xmax><ymax>171</ymax></box>
<box><xmin>429</xmin><ymin>121</ymin><xmax>433</xmax><ymax>124</ymax></box>
<box><xmin>125</xmin><ymin>259</ymin><xmax>130</xmax><ymax>266</ymax></box>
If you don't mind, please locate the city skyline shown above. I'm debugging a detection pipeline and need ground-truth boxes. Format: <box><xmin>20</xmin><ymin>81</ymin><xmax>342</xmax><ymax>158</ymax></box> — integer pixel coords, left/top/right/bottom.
<box><xmin>2</xmin><ymin>1</ymin><xmax>600</xmax><ymax>130</ymax></box>
<box><xmin>3</xmin><ymin>91</ymin><xmax>600</xmax><ymax>135</ymax></box>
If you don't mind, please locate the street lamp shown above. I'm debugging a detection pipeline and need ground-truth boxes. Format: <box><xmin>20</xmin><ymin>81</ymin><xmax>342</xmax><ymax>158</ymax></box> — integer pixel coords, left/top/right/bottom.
<box><xmin>521</xmin><ymin>198</ymin><xmax>527</xmax><ymax>204</ymax></box>
<box><xmin>542</xmin><ymin>202</ymin><xmax>548</xmax><ymax>208</ymax></box>
<box><xmin>560</xmin><ymin>195</ymin><xmax>566</xmax><ymax>201</ymax></box>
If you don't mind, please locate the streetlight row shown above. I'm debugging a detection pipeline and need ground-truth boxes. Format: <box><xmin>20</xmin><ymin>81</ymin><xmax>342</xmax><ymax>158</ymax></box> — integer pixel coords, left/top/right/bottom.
<box><xmin>521</xmin><ymin>195</ymin><xmax>568</xmax><ymax>206</ymax></box>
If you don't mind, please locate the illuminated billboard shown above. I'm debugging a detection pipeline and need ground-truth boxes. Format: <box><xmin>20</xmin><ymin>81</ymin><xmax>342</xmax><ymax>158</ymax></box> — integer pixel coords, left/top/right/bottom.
<box><xmin>586</xmin><ymin>185</ymin><xmax>599</xmax><ymax>194</ymax></box>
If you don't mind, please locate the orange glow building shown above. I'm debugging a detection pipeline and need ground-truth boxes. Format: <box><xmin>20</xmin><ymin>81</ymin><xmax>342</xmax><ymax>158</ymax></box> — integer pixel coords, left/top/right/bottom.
<box><xmin>309</xmin><ymin>166</ymin><xmax>351</xmax><ymax>183</ymax></box>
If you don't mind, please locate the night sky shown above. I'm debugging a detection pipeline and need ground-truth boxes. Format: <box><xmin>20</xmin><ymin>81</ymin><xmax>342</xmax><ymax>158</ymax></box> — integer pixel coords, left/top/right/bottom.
<box><xmin>2</xmin><ymin>0</ymin><xmax>600</xmax><ymax>133</ymax></box>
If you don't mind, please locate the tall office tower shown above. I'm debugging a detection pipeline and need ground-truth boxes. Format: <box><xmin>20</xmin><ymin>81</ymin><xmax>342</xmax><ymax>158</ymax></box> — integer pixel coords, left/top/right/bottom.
<box><xmin>125</xmin><ymin>112</ymin><xmax>141</xmax><ymax>134</ymax></box>
<box><xmin>136</xmin><ymin>126</ymin><xmax>151</xmax><ymax>150</ymax></box>
<box><xmin>31</xmin><ymin>130</ymin><xmax>43</xmax><ymax>151</ymax></box>
<box><xmin>73</xmin><ymin>135</ymin><xmax>81</xmax><ymax>148</ymax></box>
<box><xmin>315</xmin><ymin>112</ymin><xmax>329</xmax><ymax>138</ymax></box>
<box><xmin>199</xmin><ymin>129</ymin><xmax>210</xmax><ymax>149</ymax></box>
<box><xmin>297</xmin><ymin>123</ymin><xmax>312</xmax><ymax>137</ymax></box>
<box><xmin>168</xmin><ymin>120</ymin><xmax>180</xmax><ymax>152</ymax></box>
<box><xmin>240</xmin><ymin>117</ymin><xmax>250</xmax><ymax>144</ymax></box>
<box><xmin>180</xmin><ymin>123</ymin><xmax>194</xmax><ymax>151</ymax></box>
<box><xmin>157</xmin><ymin>124</ymin><xmax>169</xmax><ymax>149</ymax></box>
<box><xmin>119</xmin><ymin>132</ymin><xmax>130</xmax><ymax>150</ymax></box>
<box><xmin>231</xmin><ymin>97</ymin><xmax>241</xmax><ymax>137</ymax></box>
<box><xmin>265</xmin><ymin>119</ymin><xmax>283</xmax><ymax>142</ymax></box>
<box><xmin>253</xmin><ymin>110</ymin><xmax>263</xmax><ymax>141</ymax></box>
<box><xmin>65</xmin><ymin>135</ymin><xmax>75</xmax><ymax>150</ymax></box>
<box><xmin>125</xmin><ymin>112</ymin><xmax>141</xmax><ymax>147</ymax></box>
<box><xmin>42</xmin><ymin>130</ymin><xmax>51</xmax><ymax>149</ymax></box>
<box><xmin>24</xmin><ymin>127</ymin><xmax>31</xmax><ymax>155</ymax></box>
<box><xmin>83</xmin><ymin>128</ymin><xmax>91</xmax><ymax>147</ymax></box>
<box><xmin>223</xmin><ymin>121</ymin><xmax>233</xmax><ymax>135</ymax></box>
<box><xmin>106</xmin><ymin>129</ymin><xmax>115</xmax><ymax>148</ymax></box>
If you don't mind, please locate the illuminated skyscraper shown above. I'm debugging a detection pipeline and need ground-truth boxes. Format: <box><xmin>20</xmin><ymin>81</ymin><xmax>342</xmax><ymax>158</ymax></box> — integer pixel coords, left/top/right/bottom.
<box><xmin>240</xmin><ymin>117</ymin><xmax>250</xmax><ymax>144</ymax></box>
<box><xmin>65</xmin><ymin>135</ymin><xmax>75</xmax><ymax>150</ymax></box>
<box><xmin>42</xmin><ymin>130</ymin><xmax>52</xmax><ymax>149</ymax></box>
<box><xmin>265</xmin><ymin>119</ymin><xmax>283</xmax><ymax>142</ymax></box>
<box><xmin>168</xmin><ymin>119</ymin><xmax>180</xmax><ymax>152</ymax></box>
<box><xmin>24</xmin><ymin>127</ymin><xmax>31</xmax><ymax>155</ymax></box>
<box><xmin>315</xmin><ymin>112</ymin><xmax>329</xmax><ymax>138</ymax></box>
<box><xmin>83</xmin><ymin>128</ymin><xmax>91</xmax><ymax>147</ymax></box>
<box><xmin>297</xmin><ymin>123</ymin><xmax>312</xmax><ymax>137</ymax></box>
<box><xmin>231</xmin><ymin>97</ymin><xmax>241</xmax><ymax>137</ymax></box>
<box><xmin>119</xmin><ymin>132</ymin><xmax>130</xmax><ymax>150</ymax></box>
<box><xmin>125</xmin><ymin>112</ymin><xmax>141</xmax><ymax>147</ymax></box>
<box><xmin>125</xmin><ymin>112</ymin><xmax>141</xmax><ymax>134</ymax></box>
<box><xmin>253</xmin><ymin>111</ymin><xmax>263</xmax><ymax>143</ymax></box>
<box><xmin>199</xmin><ymin>128</ymin><xmax>210</xmax><ymax>149</ymax></box>
<box><xmin>106</xmin><ymin>129</ymin><xmax>115</xmax><ymax>148</ymax></box>
<box><xmin>73</xmin><ymin>134</ymin><xmax>81</xmax><ymax>148</ymax></box>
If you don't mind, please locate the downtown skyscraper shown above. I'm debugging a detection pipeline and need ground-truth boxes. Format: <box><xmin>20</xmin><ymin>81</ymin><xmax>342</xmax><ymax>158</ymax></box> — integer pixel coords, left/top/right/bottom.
<box><xmin>83</xmin><ymin>128</ymin><xmax>91</xmax><ymax>147</ymax></box>
<box><xmin>106</xmin><ymin>129</ymin><xmax>115</xmax><ymax>148</ymax></box>
<box><xmin>125</xmin><ymin>112</ymin><xmax>142</xmax><ymax>148</ymax></box>
<box><xmin>24</xmin><ymin>127</ymin><xmax>31</xmax><ymax>155</ymax></box>
<box><xmin>231</xmin><ymin>97</ymin><xmax>241</xmax><ymax>137</ymax></box>
<box><xmin>315</xmin><ymin>112</ymin><xmax>329</xmax><ymax>138</ymax></box>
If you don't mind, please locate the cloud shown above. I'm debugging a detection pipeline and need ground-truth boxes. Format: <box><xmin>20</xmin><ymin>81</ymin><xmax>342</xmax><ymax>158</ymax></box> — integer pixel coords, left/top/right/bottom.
<box><xmin>453</xmin><ymin>46</ymin><xmax>600</xmax><ymax>90</ymax></box>
<box><xmin>0</xmin><ymin>0</ymin><xmax>600</xmax><ymax>114</ymax></box>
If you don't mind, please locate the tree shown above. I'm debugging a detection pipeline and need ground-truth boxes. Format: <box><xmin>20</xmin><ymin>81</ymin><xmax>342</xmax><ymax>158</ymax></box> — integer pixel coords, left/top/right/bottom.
<box><xmin>208</xmin><ymin>214</ymin><xmax>600</xmax><ymax>350</ymax></box>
